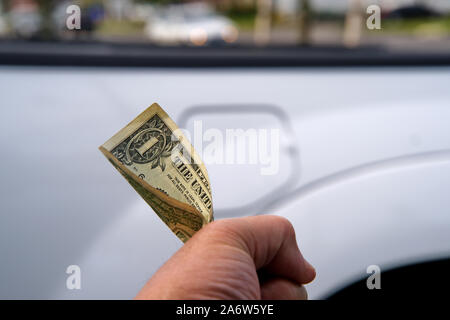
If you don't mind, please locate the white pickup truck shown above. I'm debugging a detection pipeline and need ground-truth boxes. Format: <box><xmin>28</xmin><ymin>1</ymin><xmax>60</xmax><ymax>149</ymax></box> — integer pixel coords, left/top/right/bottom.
<box><xmin>0</xmin><ymin>43</ymin><xmax>449</xmax><ymax>299</ymax></box>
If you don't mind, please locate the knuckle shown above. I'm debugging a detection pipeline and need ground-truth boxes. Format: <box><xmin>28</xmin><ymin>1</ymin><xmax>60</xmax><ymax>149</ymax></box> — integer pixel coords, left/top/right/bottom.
<box><xmin>199</xmin><ymin>219</ymin><xmax>237</xmax><ymax>239</ymax></box>
<box><xmin>198</xmin><ymin>219</ymin><xmax>249</xmax><ymax>248</ymax></box>
<box><xmin>203</xmin><ymin>219</ymin><xmax>231</xmax><ymax>233</ymax></box>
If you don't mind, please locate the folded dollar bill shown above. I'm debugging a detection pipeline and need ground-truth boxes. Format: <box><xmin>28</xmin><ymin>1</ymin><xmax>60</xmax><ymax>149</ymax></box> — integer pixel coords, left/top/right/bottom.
<box><xmin>99</xmin><ymin>103</ymin><xmax>213</xmax><ymax>243</ymax></box>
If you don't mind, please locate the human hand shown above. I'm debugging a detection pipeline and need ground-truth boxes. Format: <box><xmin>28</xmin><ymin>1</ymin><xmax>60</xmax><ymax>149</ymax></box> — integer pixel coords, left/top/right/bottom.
<box><xmin>135</xmin><ymin>215</ymin><xmax>316</xmax><ymax>300</ymax></box>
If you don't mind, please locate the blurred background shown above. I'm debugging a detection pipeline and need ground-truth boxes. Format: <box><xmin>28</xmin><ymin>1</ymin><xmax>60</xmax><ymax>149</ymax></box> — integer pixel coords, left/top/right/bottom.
<box><xmin>0</xmin><ymin>0</ymin><xmax>449</xmax><ymax>300</ymax></box>
<box><xmin>0</xmin><ymin>0</ymin><xmax>449</xmax><ymax>50</ymax></box>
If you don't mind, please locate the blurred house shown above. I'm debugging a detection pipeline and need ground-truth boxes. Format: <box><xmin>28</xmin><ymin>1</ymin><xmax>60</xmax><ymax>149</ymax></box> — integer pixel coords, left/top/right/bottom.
<box><xmin>7</xmin><ymin>0</ymin><xmax>42</xmax><ymax>38</ymax></box>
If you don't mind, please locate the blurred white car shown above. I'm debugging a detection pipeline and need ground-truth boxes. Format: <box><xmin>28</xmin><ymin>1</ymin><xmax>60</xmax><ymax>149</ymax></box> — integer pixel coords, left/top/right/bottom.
<box><xmin>145</xmin><ymin>3</ymin><xmax>238</xmax><ymax>46</ymax></box>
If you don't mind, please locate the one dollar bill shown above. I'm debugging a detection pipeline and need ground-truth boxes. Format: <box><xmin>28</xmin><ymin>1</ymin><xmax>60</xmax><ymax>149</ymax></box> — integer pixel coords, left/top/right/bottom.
<box><xmin>99</xmin><ymin>103</ymin><xmax>213</xmax><ymax>243</ymax></box>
